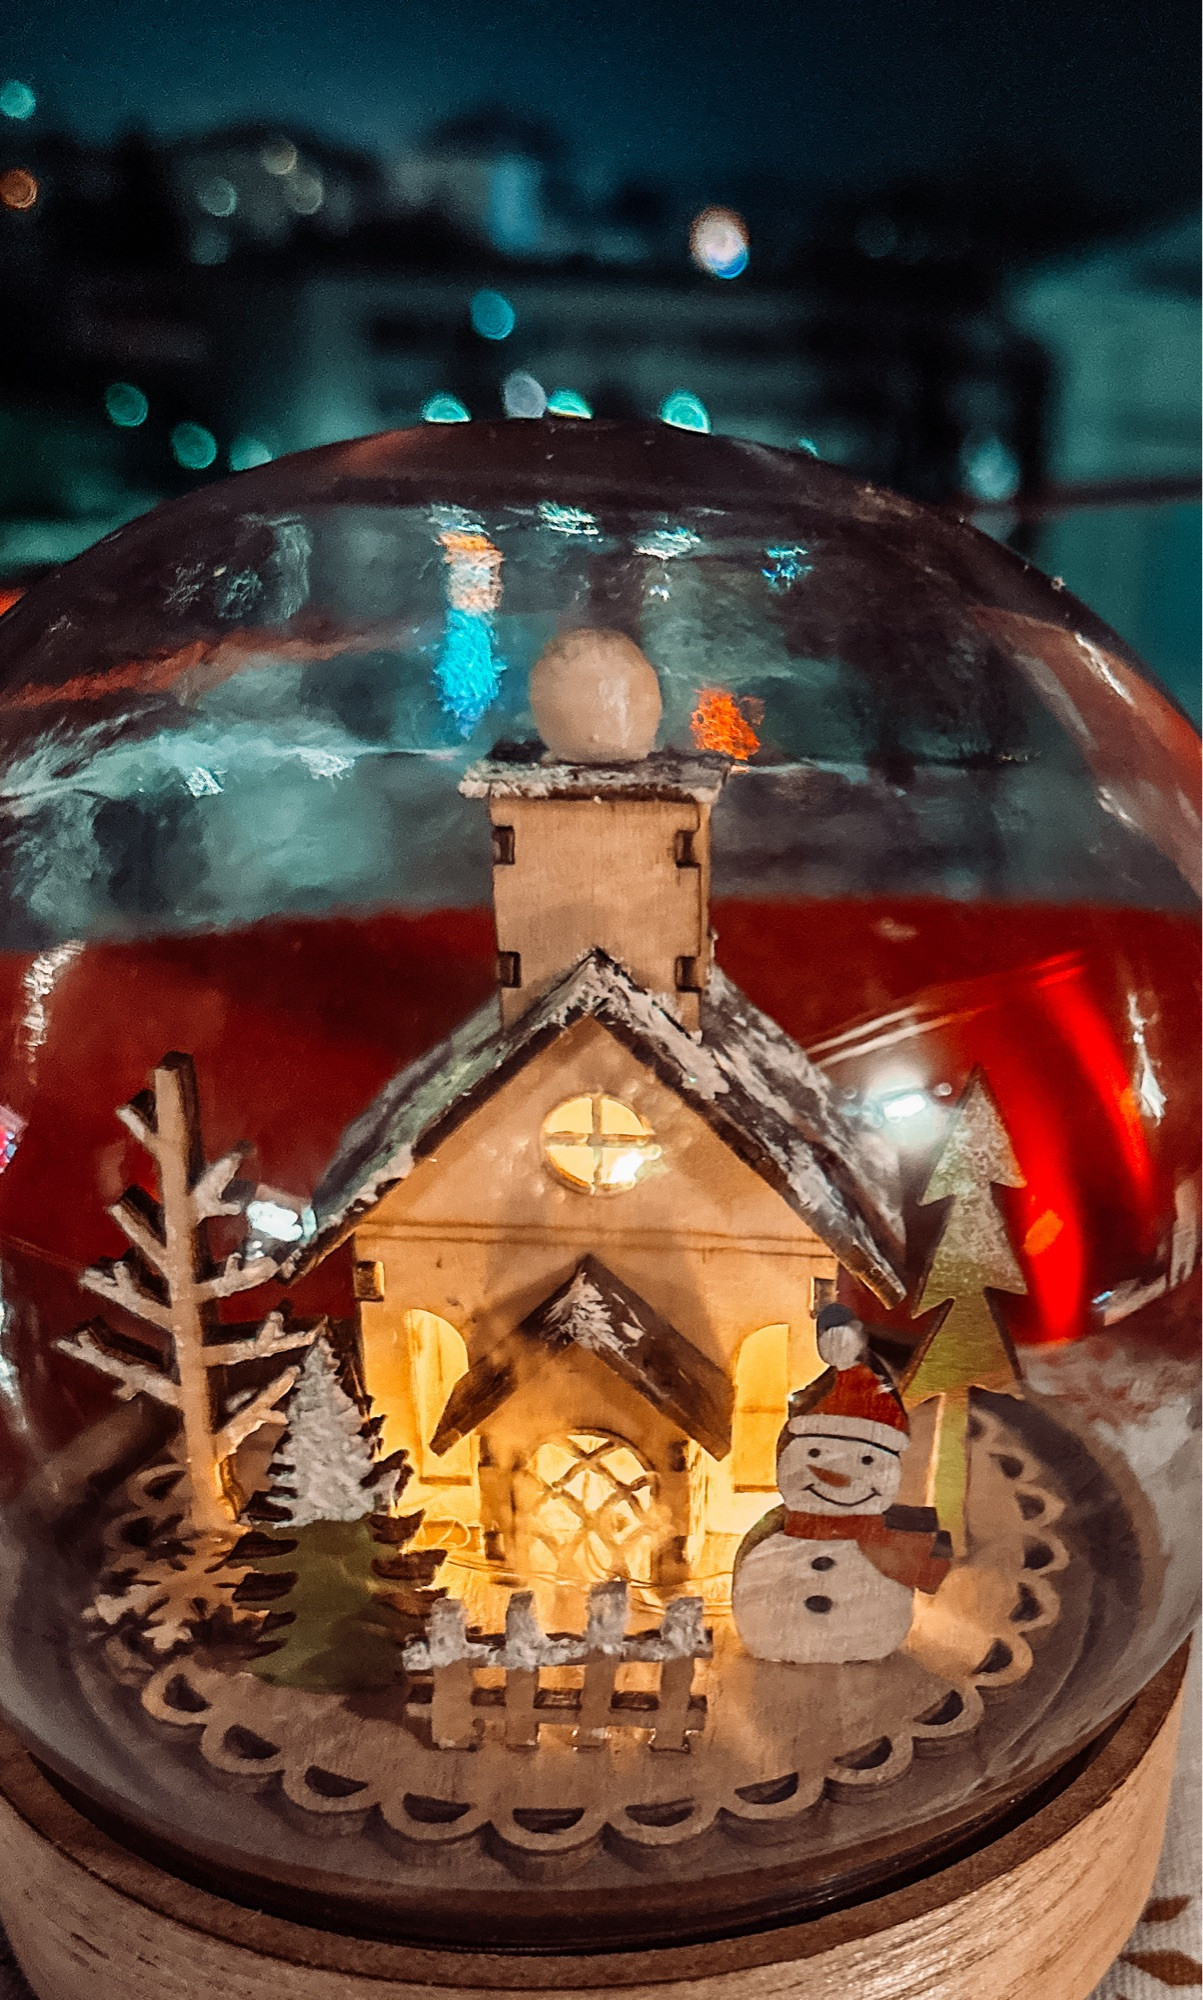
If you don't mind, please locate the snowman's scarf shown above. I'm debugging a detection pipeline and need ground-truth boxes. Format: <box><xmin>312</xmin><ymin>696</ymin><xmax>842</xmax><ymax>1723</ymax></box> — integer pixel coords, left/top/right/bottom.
<box><xmin>783</xmin><ymin>1507</ymin><xmax>951</xmax><ymax>1595</ymax></box>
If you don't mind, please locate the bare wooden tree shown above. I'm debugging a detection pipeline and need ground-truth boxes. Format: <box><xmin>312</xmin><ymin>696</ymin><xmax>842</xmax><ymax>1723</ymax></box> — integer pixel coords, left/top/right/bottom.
<box><xmin>59</xmin><ymin>1051</ymin><xmax>316</xmax><ymax>1532</ymax></box>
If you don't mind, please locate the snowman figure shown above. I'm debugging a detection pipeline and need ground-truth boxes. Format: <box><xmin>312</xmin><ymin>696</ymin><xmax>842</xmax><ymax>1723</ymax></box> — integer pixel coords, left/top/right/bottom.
<box><xmin>732</xmin><ymin>1305</ymin><xmax>952</xmax><ymax>1665</ymax></box>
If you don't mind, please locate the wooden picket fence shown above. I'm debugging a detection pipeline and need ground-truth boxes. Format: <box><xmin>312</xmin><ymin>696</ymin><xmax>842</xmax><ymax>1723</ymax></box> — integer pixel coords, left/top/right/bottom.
<box><xmin>402</xmin><ymin>1579</ymin><xmax>711</xmax><ymax>1752</ymax></box>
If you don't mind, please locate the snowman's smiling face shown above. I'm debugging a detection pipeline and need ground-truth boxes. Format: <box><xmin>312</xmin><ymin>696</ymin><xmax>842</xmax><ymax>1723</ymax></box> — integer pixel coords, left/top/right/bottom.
<box><xmin>778</xmin><ymin>1431</ymin><xmax>903</xmax><ymax>1515</ymax></box>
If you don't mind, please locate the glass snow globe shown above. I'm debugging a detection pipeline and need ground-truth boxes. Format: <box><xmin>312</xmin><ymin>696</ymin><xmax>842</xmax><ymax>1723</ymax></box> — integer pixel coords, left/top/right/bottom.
<box><xmin>0</xmin><ymin>420</ymin><xmax>1196</xmax><ymax>1949</ymax></box>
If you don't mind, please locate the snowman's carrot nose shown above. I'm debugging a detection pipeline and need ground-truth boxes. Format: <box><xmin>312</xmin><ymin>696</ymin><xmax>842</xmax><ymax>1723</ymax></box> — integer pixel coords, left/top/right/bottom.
<box><xmin>813</xmin><ymin>1467</ymin><xmax>854</xmax><ymax>1488</ymax></box>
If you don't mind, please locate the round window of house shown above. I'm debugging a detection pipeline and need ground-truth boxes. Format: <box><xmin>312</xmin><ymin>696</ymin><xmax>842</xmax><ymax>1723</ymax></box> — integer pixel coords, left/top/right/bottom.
<box><xmin>541</xmin><ymin>1093</ymin><xmax>660</xmax><ymax>1192</ymax></box>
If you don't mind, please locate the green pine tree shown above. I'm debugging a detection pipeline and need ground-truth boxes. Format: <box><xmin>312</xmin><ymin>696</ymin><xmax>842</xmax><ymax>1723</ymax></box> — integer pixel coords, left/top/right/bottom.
<box><xmin>233</xmin><ymin>1337</ymin><xmax>444</xmax><ymax>1692</ymax></box>
<box><xmin>903</xmin><ymin>1073</ymin><xmax>1026</xmax><ymax>1551</ymax></box>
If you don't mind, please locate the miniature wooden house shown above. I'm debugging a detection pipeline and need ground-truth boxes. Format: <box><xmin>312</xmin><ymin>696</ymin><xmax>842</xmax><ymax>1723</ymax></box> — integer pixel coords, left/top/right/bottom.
<box><xmin>288</xmin><ymin>748</ymin><xmax>905</xmax><ymax>1590</ymax></box>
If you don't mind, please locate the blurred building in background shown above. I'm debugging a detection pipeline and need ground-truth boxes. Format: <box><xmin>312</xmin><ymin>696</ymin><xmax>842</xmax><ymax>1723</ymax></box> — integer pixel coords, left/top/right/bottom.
<box><xmin>0</xmin><ymin>85</ymin><xmax>1198</xmax><ymax>710</ymax></box>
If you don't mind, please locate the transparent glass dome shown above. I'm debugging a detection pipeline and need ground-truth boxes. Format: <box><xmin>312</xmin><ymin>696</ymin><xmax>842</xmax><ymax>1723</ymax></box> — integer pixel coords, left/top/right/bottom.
<box><xmin>0</xmin><ymin>420</ymin><xmax>1196</xmax><ymax>1948</ymax></box>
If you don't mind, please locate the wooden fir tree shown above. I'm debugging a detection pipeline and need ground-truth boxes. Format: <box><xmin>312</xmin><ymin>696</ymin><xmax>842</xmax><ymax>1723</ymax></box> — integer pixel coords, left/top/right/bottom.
<box><xmin>250</xmin><ymin>1335</ymin><xmax>407</xmax><ymax>1527</ymax></box>
<box><xmin>902</xmin><ymin>1072</ymin><xmax>1026</xmax><ymax>1552</ymax></box>
<box><xmin>236</xmin><ymin>1336</ymin><xmax>446</xmax><ymax>1693</ymax></box>
<box><xmin>59</xmin><ymin>1052</ymin><xmax>317</xmax><ymax>1534</ymax></box>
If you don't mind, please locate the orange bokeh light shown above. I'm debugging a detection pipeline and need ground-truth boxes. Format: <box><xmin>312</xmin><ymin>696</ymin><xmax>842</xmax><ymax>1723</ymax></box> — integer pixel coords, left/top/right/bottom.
<box><xmin>0</xmin><ymin>169</ymin><xmax>39</xmax><ymax>213</ymax></box>
<box><xmin>690</xmin><ymin>687</ymin><xmax>763</xmax><ymax>760</ymax></box>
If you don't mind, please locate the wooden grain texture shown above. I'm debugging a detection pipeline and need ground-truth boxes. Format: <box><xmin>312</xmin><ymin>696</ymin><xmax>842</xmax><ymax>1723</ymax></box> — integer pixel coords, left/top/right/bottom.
<box><xmin>0</xmin><ymin>1644</ymin><xmax>1186</xmax><ymax>2000</ymax></box>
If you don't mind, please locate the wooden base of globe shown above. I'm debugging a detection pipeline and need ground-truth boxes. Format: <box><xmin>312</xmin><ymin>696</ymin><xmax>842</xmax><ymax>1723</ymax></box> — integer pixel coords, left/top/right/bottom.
<box><xmin>0</xmin><ymin>1644</ymin><xmax>1188</xmax><ymax>2000</ymax></box>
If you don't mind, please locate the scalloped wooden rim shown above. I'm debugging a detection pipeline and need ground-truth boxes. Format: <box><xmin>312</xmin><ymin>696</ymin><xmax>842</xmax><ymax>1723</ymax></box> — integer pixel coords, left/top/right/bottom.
<box><xmin>0</xmin><ymin>1643</ymin><xmax>1188</xmax><ymax>1999</ymax></box>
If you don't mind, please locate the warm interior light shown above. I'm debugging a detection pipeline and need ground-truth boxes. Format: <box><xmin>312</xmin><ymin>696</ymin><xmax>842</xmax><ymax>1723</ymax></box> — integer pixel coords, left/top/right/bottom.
<box><xmin>542</xmin><ymin>1093</ymin><xmax>660</xmax><ymax>1192</ymax></box>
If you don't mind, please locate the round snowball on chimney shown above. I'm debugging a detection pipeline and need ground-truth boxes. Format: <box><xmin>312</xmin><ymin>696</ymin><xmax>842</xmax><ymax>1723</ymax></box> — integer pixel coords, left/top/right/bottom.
<box><xmin>530</xmin><ymin>627</ymin><xmax>662</xmax><ymax>764</ymax></box>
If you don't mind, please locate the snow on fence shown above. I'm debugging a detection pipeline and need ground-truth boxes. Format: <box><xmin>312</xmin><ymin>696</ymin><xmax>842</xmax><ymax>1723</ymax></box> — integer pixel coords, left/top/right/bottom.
<box><xmin>402</xmin><ymin>1579</ymin><xmax>711</xmax><ymax>1752</ymax></box>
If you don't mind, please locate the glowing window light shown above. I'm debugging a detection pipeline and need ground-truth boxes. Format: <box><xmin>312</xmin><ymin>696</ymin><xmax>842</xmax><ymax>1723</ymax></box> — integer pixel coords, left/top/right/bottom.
<box><xmin>104</xmin><ymin>382</ymin><xmax>149</xmax><ymax>429</ymax></box>
<box><xmin>0</xmin><ymin>80</ymin><xmax>35</xmax><ymax>121</ymax></box>
<box><xmin>659</xmin><ymin>391</ymin><xmax>710</xmax><ymax>433</ymax></box>
<box><xmin>228</xmin><ymin>434</ymin><xmax>273</xmax><ymax>471</ymax></box>
<box><xmin>261</xmin><ymin>137</ymin><xmax>298</xmax><ymax>176</ymax></box>
<box><xmin>422</xmin><ymin>394</ymin><xmax>470</xmax><ymax>424</ymax></box>
<box><xmin>286</xmin><ymin>171</ymin><xmax>324</xmax><ymax>215</ymax></box>
<box><xmin>689</xmin><ymin>205</ymin><xmax>749</xmax><ymax>279</ymax></box>
<box><xmin>170</xmin><ymin>422</ymin><xmax>218</xmax><ymax>471</ymax></box>
<box><xmin>690</xmin><ymin>687</ymin><xmax>762</xmax><ymax>761</ymax></box>
<box><xmin>503</xmin><ymin>371</ymin><xmax>547</xmax><ymax>419</ymax></box>
<box><xmin>470</xmin><ymin>289</ymin><xmax>516</xmax><ymax>340</ymax></box>
<box><xmin>197</xmin><ymin>176</ymin><xmax>237</xmax><ymax>218</ymax></box>
<box><xmin>542</xmin><ymin>1094</ymin><xmax>660</xmax><ymax>1194</ymax></box>
<box><xmin>435</xmin><ymin>522</ymin><xmax>505</xmax><ymax>733</ymax></box>
<box><xmin>546</xmin><ymin>388</ymin><xmax>593</xmax><ymax>418</ymax></box>
<box><xmin>0</xmin><ymin>168</ymin><xmax>38</xmax><ymax>212</ymax></box>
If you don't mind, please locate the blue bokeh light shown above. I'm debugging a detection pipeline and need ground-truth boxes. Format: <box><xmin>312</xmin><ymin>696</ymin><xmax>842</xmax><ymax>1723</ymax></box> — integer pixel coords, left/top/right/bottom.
<box><xmin>104</xmin><ymin>382</ymin><xmax>149</xmax><ymax>429</ymax></box>
<box><xmin>228</xmin><ymin>435</ymin><xmax>274</xmax><ymax>471</ymax></box>
<box><xmin>469</xmin><ymin>289</ymin><xmax>516</xmax><ymax>340</ymax></box>
<box><xmin>422</xmin><ymin>394</ymin><xmax>471</xmax><ymax>424</ymax></box>
<box><xmin>170</xmin><ymin>422</ymin><xmax>218</xmax><ymax>471</ymax></box>
<box><xmin>659</xmin><ymin>391</ymin><xmax>711</xmax><ymax>433</ymax></box>
<box><xmin>546</xmin><ymin>388</ymin><xmax>593</xmax><ymax>418</ymax></box>
<box><xmin>0</xmin><ymin>81</ymin><xmax>35</xmax><ymax>122</ymax></box>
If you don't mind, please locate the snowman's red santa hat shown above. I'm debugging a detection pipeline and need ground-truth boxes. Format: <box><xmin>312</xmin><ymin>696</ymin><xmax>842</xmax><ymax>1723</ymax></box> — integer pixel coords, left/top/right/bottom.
<box><xmin>787</xmin><ymin>1306</ymin><xmax>910</xmax><ymax>1455</ymax></box>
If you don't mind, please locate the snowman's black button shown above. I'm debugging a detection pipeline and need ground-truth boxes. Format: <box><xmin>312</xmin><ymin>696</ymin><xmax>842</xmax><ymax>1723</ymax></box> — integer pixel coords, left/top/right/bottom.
<box><xmin>804</xmin><ymin>1594</ymin><xmax>834</xmax><ymax>1614</ymax></box>
<box><xmin>811</xmin><ymin>1556</ymin><xmax>835</xmax><ymax>1571</ymax></box>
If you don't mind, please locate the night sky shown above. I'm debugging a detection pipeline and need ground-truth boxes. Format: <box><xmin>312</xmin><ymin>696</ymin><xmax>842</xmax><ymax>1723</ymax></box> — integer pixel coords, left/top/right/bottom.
<box><xmin>8</xmin><ymin>0</ymin><xmax>1200</xmax><ymax>213</ymax></box>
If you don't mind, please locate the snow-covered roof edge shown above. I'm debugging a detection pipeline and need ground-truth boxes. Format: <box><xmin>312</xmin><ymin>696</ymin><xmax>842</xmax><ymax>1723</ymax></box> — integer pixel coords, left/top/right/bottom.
<box><xmin>286</xmin><ymin>949</ymin><xmax>905</xmax><ymax>1302</ymax></box>
<box><xmin>460</xmin><ymin>746</ymin><xmax>730</xmax><ymax>804</ymax></box>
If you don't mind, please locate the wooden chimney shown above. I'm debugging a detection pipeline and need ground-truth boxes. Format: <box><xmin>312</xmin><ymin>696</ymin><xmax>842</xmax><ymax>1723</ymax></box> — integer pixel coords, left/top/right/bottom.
<box><xmin>460</xmin><ymin>753</ymin><xmax>729</xmax><ymax>1030</ymax></box>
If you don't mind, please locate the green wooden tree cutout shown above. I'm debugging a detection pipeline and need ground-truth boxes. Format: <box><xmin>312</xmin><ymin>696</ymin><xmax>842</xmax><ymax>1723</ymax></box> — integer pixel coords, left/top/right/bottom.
<box><xmin>233</xmin><ymin>1336</ymin><xmax>445</xmax><ymax>1692</ymax></box>
<box><xmin>902</xmin><ymin>1072</ymin><xmax>1026</xmax><ymax>1552</ymax></box>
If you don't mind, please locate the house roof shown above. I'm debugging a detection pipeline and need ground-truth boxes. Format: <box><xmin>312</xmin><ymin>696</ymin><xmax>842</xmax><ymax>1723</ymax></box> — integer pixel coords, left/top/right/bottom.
<box><xmin>286</xmin><ymin>948</ymin><xmax>906</xmax><ymax>1302</ymax></box>
<box><xmin>431</xmin><ymin>1255</ymin><xmax>734</xmax><ymax>1459</ymax></box>
<box><xmin>460</xmin><ymin>744</ymin><xmax>730</xmax><ymax>806</ymax></box>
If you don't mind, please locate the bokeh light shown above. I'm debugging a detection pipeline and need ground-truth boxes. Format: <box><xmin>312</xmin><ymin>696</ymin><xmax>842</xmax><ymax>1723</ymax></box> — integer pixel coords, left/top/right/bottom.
<box><xmin>196</xmin><ymin>176</ymin><xmax>237</xmax><ymax>219</ymax></box>
<box><xmin>261</xmin><ymin>138</ymin><xmax>298</xmax><ymax>176</ymax></box>
<box><xmin>961</xmin><ymin>432</ymin><xmax>1022</xmax><ymax>503</ymax></box>
<box><xmin>689</xmin><ymin>206</ymin><xmax>749</xmax><ymax>278</ymax></box>
<box><xmin>286</xmin><ymin>171</ymin><xmax>324</xmax><ymax>215</ymax></box>
<box><xmin>546</xmin><ymin>388</ymin><xmax>593</xmax><ymax>417</ymax></box>
<box><xmin>170</xmin><ymin>422</ymin><xmax>218</xmax><ymax>471</ymax></box>
<box><xmin>503</xmin><ymin>371</ymin><xmax>548</xmax><ymax>418</ymax></box>
<box><xmin>470</xmin><ymin>289</ymin><xmax>516</xmax><ymax>340</ymax></box>
<box><xmin>422</xmin><ymin>394</ymin><xmax>471</xmax><ymax>424</ymax></box>
<box><xmin>690</xmin><ymin>686</ymin><xmax>763</xmax><ymax>759</ymax></box>
<box><xmin>104</xmin><ymin>382</ymin><xmax>149</xmax><ymax>429</ymax></box>
<box><xmin>0</xmin><ymin>80</ymin><xmax>35</xmax><ymax>121</ymax></box>
<box><xmin>228</xmin><ymin>435</ymin><xmax>274</xmax><ymax>471</ymax></box>
<box><xmin>191</xmin><ymin>228</ymin><xmax>228</xmax><ymax>265</ymax></box>
<box><xmin>0</xmin><ymin>169</ymin><xmax>39</xmax><ymax>213</ymax></box>
<box><xmin>659</xmin><ymin>390</ymin><xmax>711</xmax><ymax>432</ymax></box>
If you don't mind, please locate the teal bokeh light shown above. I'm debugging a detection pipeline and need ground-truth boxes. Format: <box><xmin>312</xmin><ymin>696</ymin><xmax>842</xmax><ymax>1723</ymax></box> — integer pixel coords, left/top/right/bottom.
<box><xmin>0</xmin><ymin>81</ymin><xmax>35</xmax><ymax>121</ymax></box>
<box><xmin>422</xmin><ymin>395</ymin><xmax>471</xmax><ymax>424</ymax></box>
<box><xmin>104</xmin><ymin>383</ymin><xmax>149</xmax><ymax>429</ymax></box>
<box><xmin>546</xmin><ymin>389</ymin><xmax>593</xmax><ymax>418</ymax></box>
<box><xmin>469</xmin><ymin>290</ymin><xmax>516</xmax><ymax>341</ymax></box>
<box><xmin>170</xmin><ymin>422</ymin><xmax>218</xmax><ymax>471</ymax></box>
<box><xmin>659</xmin><ymin>391</ymin><xmax>711</xmax><ymax>434</ymax></box>
<box><xmin>228</xmin><ymin>435</ymin><xmax>274</xmax><ymax>471</ymax></box>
